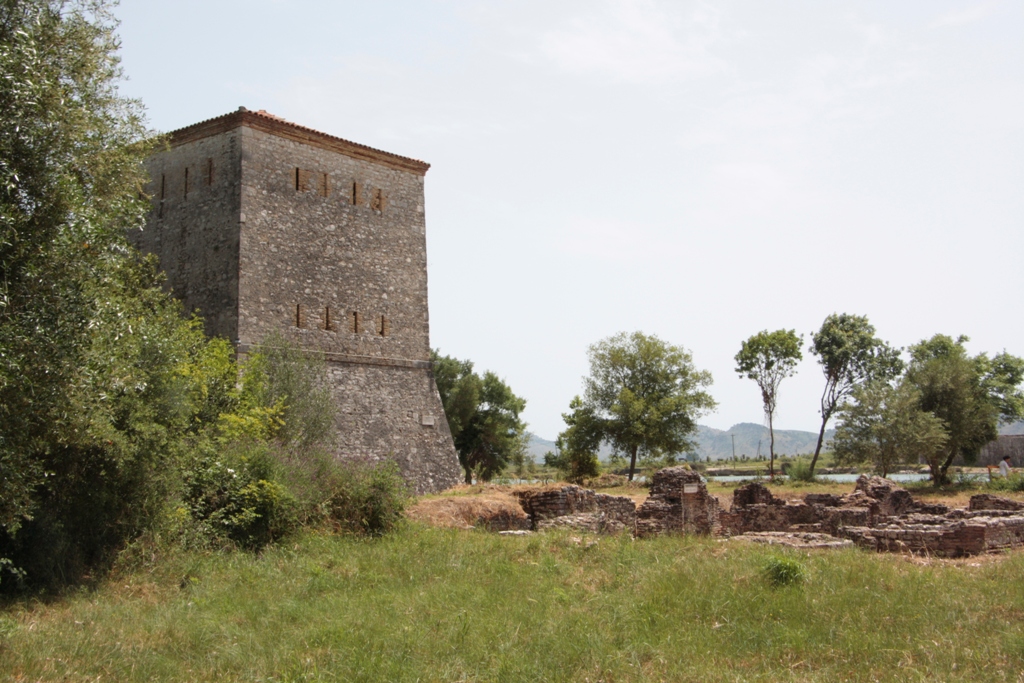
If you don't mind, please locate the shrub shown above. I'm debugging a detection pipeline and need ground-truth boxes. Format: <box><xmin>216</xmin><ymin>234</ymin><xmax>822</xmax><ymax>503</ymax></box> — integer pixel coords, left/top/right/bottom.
<box><xmin>787</xmin><ymin>460</ymin><xmax>816</xmax><ymax>482</ymax></box>
<box><xmin>587</xmin><ymin>473</ymin><xmax>627</xmax><ymax>488</ymax></box>
<box><xmin>763</xmin><ymin>555</ymin><xmax>805</xmax><ymax>588</ymax></box>
<box><xmin>988</xmin><ymin>473</ymin><xmax>1024</xmax><ymax>493</ymax></box>
<box><xmin>272</xmin><ymin>449</ymin><xmax>409</xmax><ymax>536</ymax></box>
<box><xmin>250</xmin><ymin>332</ymin><xmax>336</xmax><ymax>452</ymax></box>
<box><xmin>325</xmin><ymin>461</ymin><xmax>409</xmax><ymax>536</ymax></box>
<box><xmin>179</xmin><ymin>441</ymin><xmax>298</xmax><ymax>550</ymax></box>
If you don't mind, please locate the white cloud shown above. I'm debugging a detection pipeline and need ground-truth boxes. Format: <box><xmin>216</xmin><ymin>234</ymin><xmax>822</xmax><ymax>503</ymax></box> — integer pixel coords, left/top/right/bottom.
<box><xmin>928</xmin><ymin>2</ymin><xmax>1000</xmax><ymax>28</ymax></box>
<box><xmin>552</xmin><ymin>216</ymin><xmax>667</xmax><ymax>263</ymax></box>
<box><xmin>537</xmin><ymin>0</ymin><xmax>728</xmax><ymax>84</ymax></box>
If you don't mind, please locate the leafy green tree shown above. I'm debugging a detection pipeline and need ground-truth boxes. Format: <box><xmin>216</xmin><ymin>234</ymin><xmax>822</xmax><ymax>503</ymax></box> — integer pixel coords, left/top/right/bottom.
<box><xmin>580</xmin><ymin>331</ymin><xmax>716</xmax><ymax>481</ymax></box>
<box><xmin>832</xmin><ymin>381</ymin><xmax>947</xmax><ymax>477</ymax></box>
<box><xmin>432</xmin><ymin>351</ymin><xmax>527</xmax><ymax>484</ymax></box>
<box><xmin>545</xmin><ymin>396</ymin><xmax>601</xmax><ymax>484</ymax></box>
<box><xmin>735</xmin><ymin>329</ymin><xmax>803</xmax><ymax>478</ymax></box>
<box><xmin>1</xmin><ymin>0</ymin><xmax>152</xmax><ymax>539</ymax></box>
<box><xmin>2</xmin><ymin>256</ymin><xmax>237</xmax><ymax>585</ymax></box>
<box><xmin>0</xmin><ymin>0</ymin><xmax>244</xmax><ymax>586</ymax></box>
<box><xmin>808</xmin><ymin>314</ymin><xmax>903</xmax><ymax>476</ymax></box>
<box><xmin>904</xmin><ymin>335</ymin><xmax>1024</xmax><ymax>484</ymax></box>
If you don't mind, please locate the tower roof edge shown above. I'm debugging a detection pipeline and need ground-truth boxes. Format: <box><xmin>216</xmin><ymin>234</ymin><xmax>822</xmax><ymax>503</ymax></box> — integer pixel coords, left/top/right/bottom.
<box><xmin>164</xmin><ymin>109</ymin><xmax>431</xmax><ymax>176</ymax></box>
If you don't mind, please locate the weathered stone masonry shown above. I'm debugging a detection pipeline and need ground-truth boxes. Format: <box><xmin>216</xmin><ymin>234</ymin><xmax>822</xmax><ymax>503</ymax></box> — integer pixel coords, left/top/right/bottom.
<box><xmin>131</xmin><ymin>108</ymin><xmax>462</xmax><ymax>493</ymax></box>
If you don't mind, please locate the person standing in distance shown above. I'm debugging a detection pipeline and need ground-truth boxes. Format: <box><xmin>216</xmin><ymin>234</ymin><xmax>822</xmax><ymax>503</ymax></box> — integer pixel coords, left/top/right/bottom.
<box><xmin>999</xmin><ymin>455</ymin><xmax>1013</xmax><ymax>478</ymax></box>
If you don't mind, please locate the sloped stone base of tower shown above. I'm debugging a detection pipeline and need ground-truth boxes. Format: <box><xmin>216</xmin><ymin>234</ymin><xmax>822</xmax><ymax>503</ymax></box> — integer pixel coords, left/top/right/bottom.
<box><xmin>326</xmin><ymin>361</ymin><xmax>461</xmax><ymax>494</ymax></box>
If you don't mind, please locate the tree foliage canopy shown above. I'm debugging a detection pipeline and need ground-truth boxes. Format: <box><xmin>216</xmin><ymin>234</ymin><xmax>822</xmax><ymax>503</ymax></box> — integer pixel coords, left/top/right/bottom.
<box><xmin>735</xmin><ymin>329</ymin><xmax>802</xmax><ymax>476</ymax></box>
<box><xmin>0</xmin><ymin>1</ymin><xmax>412</xmax><ymax>588</ymax></box>
<box><xmin>904</xmin><ymin>334</ymin><xmax>1024</xmax><ymax>483</ymax></box>
<box><xmin>831</xmin><ymin>334</ymin><xmax>1024</xmax><ymax>485</ymax></box>
<box><xmin>832</xmin><ymin>381</ymin><xmax>947</xmax><ymax>478</ymax></box>
<box><xmin>807</xmin><ymin>313</ymin><xmax>903</xmax><ymax>475</ymax></box>
<box><xmin>0</xmin><ymin>0</ymin><xmax>166</xmax><ymax>572</ymax></box>
<box><xmin>580</xmin><ymin>331</ymin><xmax>716</xmax><ymax>481</ymax></box>
<box><xmin>545</xmin><ymin>396</ymin><xmax>601</xmax><ymax>484</ymax></box>
<box><xmin>432</xmin><ymin>350</ymin><xmax>527</xmax><ymax>484</ymax></box>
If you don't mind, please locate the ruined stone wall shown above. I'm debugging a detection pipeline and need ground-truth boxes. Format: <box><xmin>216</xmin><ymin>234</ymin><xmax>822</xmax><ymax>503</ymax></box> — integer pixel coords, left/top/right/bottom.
<box><xmin>515</xmin><ymin>486</ymin><xmax>637</xmax><ymax>534</ymax></box>
<box><xmin>636</xmin><ymin>467</ymin><xmax>720</xmax><ymax>537</ymax></box>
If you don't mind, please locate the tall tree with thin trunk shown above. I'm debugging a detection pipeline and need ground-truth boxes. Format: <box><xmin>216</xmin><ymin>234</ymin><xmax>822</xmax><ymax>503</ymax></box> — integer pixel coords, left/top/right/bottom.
<box><xmin>808</xmin><ymin>314</ymin><xmax>903</xmax><ymax>477</ymax></box>
<box><xmin>735</xmin><ymin>329</ymin><xmax>803</xmax><ymax>479</ymax></box>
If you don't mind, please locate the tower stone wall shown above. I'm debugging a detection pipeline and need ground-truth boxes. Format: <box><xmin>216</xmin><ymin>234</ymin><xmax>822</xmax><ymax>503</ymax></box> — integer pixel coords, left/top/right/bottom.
<box><xmin>131</xmin><ymin>108</ymin><xmax>461</xmax><ymax>493</ymax></box>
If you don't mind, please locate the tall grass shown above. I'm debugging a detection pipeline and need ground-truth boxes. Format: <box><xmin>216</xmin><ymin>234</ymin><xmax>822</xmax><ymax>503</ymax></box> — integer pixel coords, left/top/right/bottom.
<box><xmin>988</xmin><ymin>473</ymin><xmax>1024</xmax><ymax>493</ymax></box>
<box><xmin>787</xmin><ymin>459</ymin><xmax>817</xmax><ymax>482</ymax></box>
<box><xmin>1</xmin><ymin>526</ymin><xmax>1022</xmax><ymax>682</ymax></box>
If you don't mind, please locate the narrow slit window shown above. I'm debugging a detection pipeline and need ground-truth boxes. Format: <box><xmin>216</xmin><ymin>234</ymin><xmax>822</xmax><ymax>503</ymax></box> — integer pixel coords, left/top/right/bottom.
<box><xmin>295</xmin><ymin>304</ymin><xmax>304</xmax><ymax>328</ymax></box>
<box><xmin>324</xmin><ymin>306</ymin><xmax>333</xmax><ymax>330</ymax></box>
<box><xmin>296</xmin><ymin>168</ymin><xmax>313</xmax><ymax>193</ymax></box>
<box><xmin>351</xmin><ymin>311</ymin><xmax>361</xmax><ymax>334</ymax></box>
<box><xmin>183</xmin><ymin>167</ymin><xmax>189</xmax><ymax>200</ymax></box>
<box><xmin>318</xmin><ymin>172</ymin><xmax>330</xmax><ymax>197</ymax></box>
<box><xmin>351</xmin><ymin>181</ymin><xmax>362</xmax><ymax>206</ymax></box>
<box><xmin>158</xmin><ymin>173</ymin><xmax>165</xmax><ymax>218</ymax></box>
<box><xmin>379</xmin><ymin>315</ymin><xmax>389</xmax><ymax>337</ymax></box>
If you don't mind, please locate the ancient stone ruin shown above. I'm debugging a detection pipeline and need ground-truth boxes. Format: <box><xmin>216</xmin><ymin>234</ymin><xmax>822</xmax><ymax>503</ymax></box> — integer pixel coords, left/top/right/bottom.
<box><xmin>722</xmin><ymin>476</ymin><xmax>1024</xmax><ymax>556</ymax></box>
<box><xmin>635</xmin><ymin>467</ymin><xmax>721</xmax><ymax>537</ymax></box>
<box><xmin>515</xmin><ymin>485</ymin><xmax>636</xmax><ymax>534</ymax></box>
<box><xmin>488</xmin><ymin>468</ymin><xmax>1024</xmax><ymax>557</ymax></box>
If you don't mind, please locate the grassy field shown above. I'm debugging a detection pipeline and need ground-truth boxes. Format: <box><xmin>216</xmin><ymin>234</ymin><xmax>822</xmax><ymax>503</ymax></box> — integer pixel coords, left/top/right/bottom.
<box><xmin>2</xmin><ymin>523</ymin><xmax>1023</xmax><ymax>682</ymax></box>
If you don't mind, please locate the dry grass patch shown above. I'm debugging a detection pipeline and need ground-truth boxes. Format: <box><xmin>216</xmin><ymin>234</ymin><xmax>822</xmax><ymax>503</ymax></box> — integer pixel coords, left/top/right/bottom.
<box><xmin>407</xmin><ymin>488</ymin><xmax>527</xmax><ymax>529</ymax></box>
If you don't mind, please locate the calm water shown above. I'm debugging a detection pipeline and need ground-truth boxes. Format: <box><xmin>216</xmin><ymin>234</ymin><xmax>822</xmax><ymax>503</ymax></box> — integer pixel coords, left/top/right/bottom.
<box><xmin>498</xmin><ymin>472</ymin><xmax>984</xmax><ymax>486</ymax></box>
<box><xmin>707</xmin><ymin>473</ymin><xmax>933</xmax><ymax>483</ymax></box>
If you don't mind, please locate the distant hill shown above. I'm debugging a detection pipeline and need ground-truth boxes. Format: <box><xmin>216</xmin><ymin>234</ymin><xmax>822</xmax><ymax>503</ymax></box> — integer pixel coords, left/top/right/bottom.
<box><xmin>526</xmin><ymin>419</ymin><xmax>1024</xmax><ymax>463</ymax></box>
<box><xmin>694</xmin><ymin>423</ymin><xmax>831</xmax><ymax>460</ymax></box>
<box><xmin>526</xmin><ymin>433</ymin><xmax>557</xmax><ymax>460</ymax></box>
<box><xmin>527</xmin><ymin>422</ymin><xmax>830</xmax><ymax>462</ymax></box>
<box><xmin>1001</xmin><ymin>420</ymin><xmax>1024</xmax><ymax>435</ymax></box>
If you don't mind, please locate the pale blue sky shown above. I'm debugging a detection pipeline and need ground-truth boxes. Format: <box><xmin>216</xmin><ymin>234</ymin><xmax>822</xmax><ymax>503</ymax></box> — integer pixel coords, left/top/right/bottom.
<box><xmin>116</xmin><ymin>0</ymin><xmax>1024</xmax><ymax>440</ymax></box>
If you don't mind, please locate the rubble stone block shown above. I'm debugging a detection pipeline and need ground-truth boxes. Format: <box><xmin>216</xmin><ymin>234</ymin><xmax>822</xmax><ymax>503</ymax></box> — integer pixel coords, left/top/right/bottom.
<box><xmin>969</xmin><ymin>494</ymin><xmax>1024</xmax><ymax>512</ymax></box>
<box><xmin>636</xmin><ymin>467</ymin><xmax>720</xmax><ymax>537</ymax></box>
<box><xmin>854</xmin><ymin>475</ymin><xmax>917</xmax><ymax>517</ymax></box>
<box><xmin>804</xmin><ymin>493</ymin><xmax>843</xmax><ymax>507</ymax></box>
<box><xmin>731</xmin><ymin>482</ymin><xmax>780</xmax><ymax>508</ymax></box>
<box><xmin>515</xmin><ymin>485</ymin><xmax>635</xmax><ymax>533</ymax></box>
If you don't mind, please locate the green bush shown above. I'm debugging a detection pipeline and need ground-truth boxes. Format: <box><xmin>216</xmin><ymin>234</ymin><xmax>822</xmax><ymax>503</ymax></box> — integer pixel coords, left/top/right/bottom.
<box><xmin>763</xmin><ymin>555</ymin><xmax>806</xmax><ymax>587</ymax></box>
<box><xmin>786</xmin><ymin>460</ymin><xmax>816</xmax><ymax>482</ymax></box>
<box><xmin>271</xmin><ymin>449</ymin><xmax>409</xmax><ymax>536</ymax></box>
<box><xmin>324</xmin><ymin>461</ymin><xmax>409</xmax><ymax>536</ymax></box>
<box><xmin>179</xmin><ymin>442</ymin><xmax>298</xmax><ymax>550</ymax></box>
<box><xmin>988</xmin><ymin>473</ymin><xmax>1024</xmax><ymax>493</ymax></box>
<box><xmin>250</xmin><ymin>332</ymin><xmax>335</xmax><ymax>451</ymax></box>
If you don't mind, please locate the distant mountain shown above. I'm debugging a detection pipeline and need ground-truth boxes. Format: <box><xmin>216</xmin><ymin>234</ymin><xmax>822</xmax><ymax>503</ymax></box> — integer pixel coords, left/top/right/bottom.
<box><xmin>694</xmin><ymin>423</ymin><xmax>831</xmax><ymax>460</ymax></box>
<box><xmin>528</xmin><ymin>422</ymin><xmax>830</xmax><ymax>463</ymax></box>
<box><xmin>526</xmin><ymin>433</ymin><xmax>557</xmax><ymax>460</ymax></box>
<box><xmin>1001</xmin><ymin>420</ymin><xmax>1024</xmax><ymax>435</ymax></box>
<box><xmin>526</xmin><ymin>419</ymin><xmax>1024</xmax><ymax>464</ymax></box>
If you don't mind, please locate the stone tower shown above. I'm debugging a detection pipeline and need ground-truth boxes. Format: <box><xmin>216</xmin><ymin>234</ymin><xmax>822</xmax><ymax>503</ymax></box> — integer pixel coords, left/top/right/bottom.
<box><xmin>132</xmin><ymin>108</ymin><xmax>461</xmax><ymax>494</ymax></box>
